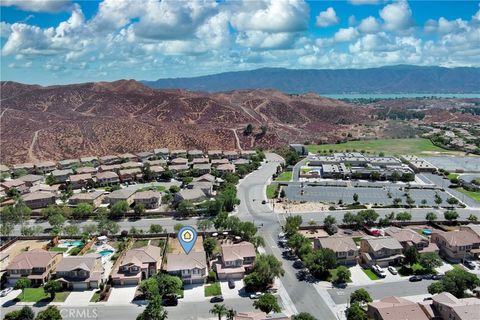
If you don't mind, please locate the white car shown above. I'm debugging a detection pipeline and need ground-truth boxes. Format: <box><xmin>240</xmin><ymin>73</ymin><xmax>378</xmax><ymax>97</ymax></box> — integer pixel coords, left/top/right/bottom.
<box><xmin>0</xmin><ymin>287</ymin><xmax>13</xmax><ymax>297</ymax></box>
<box><xmin>249</xmin><ymin>292</ymin><xmax>263</xmax><ymax>299</ymax></box>
<box><xmin>387</xmin><ymin>266</ymin><xmax>398</xmax><ymax>275</ymax></box>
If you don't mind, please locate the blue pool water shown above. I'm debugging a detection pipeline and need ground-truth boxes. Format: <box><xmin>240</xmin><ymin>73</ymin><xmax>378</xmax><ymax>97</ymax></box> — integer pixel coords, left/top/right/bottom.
<box><xmin>63</xmin><ymin>240</ymin><xmax>84</xmax><ymax>247</ymax></box>
<box><xmin>98</xmin><ymin>250</ymin><xmax>114</xmax><ymax>256</ymax></box>
<box><xmin>423</xmin><ymin>229</ymin><xmax>432</xmax><ymax>235</ymax></box>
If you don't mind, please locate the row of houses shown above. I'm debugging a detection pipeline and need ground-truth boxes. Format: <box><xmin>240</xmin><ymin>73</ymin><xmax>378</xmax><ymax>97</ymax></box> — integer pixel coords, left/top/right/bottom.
<box><xmin>312</xmin><ymin>224</ymin><xmax>480</xmax><ymax>267</ymax></box>
<box><xmin>4</xmin><ymin>239</ymin><xmax>257</xmax><ymax>289</ymax></box>
<box><xmin>0</xmin><ymin>149</ymin><xmax>258</xmax><ymax>174</ymax></box>
<box><xmin>367</xmin><ymin>292</ymin><xmax>479</xmax><ymax>320</ymax></box>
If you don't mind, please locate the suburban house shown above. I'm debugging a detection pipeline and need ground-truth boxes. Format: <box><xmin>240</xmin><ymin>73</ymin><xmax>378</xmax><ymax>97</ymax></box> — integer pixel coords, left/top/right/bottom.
<box><xmin>1</xmin><ymin>179</ymin><xmax>28</xmax><ymax>194</ymax></box>
<box><xmin>240</xmin><ymin>150</ymin><xmax>256</xmax><ymax>159</ymax></box>
<box><xmin>80</xmin><ymin>156</ymin><xmax>99</xmax><ymax>166</ymax></box>
<box><xmin>95</xmin><ymin>171</ymin><xmax>120</xmax><ymax>186</ymax></box>
<box><xmin>12</xmin><ymin>163</ymin><xmax>35</xmax><ymax>174</ymax></box>
<box><xmin>166</xmin><ymin>252</ymin><xmax>207</xmax><ymax>284</ymax></box>
<box><xmin>6</xmin><ymin>249</ymin><xmax>63</xmax><ymax>285</ymax></box>
<box><xmin>22</xmin><ymin>191</ymin><xmax>57</xmax><ymax>209</ymax></box>
<box><xmin>118</xmin><ymin>153</ymin><xmax>138</xmax><ymax>162</ymax></box>
<box><xmin>431</xmin><ymin>230</ymin><xmax>480</xmax><ymax>261</ymax></box>
<box><xmin>134</xmin><ymin>191</ymin><xmax>161</xmax><ymax>209</ymax></box>
<box><xmin>99</xmin><ymin>164</ymin><xmax>121</xmax><ymax>173</ymax></box>
<box><xmin>118</xmin><ymin>168</ymin><xmax>142</xmax><ymax>182</ymax></box>
<box><xmin>211</xmin><ymin>158</ymin><xmax>229</xmax><ymax>167</ymax></box>
<box><xmin>106</xmin><ymin>188</ymin><xmax>136</xmax><ymax>205</ymax></box>
<box><xmin>171</xmin><ymin>157</ymin><xmax>188</xmax><ymax>165</ymax></box>
<box><xmin>459</xmin><ymin>224</ymin><xmax>480</xmax><ymax>241</ymax></box>
<box><xmin>154</xmin><ymin>148</ymin><xmax>170</xmax><ymax>159</ymax></box>
<box><xmin>215</xmin><ymin>242</ymin><xmax>256</xmax><ymax>280</ymax></box>
<box><xmin>193</xmin><ymin>173</ymin><xmax>216</xmax><ymax>184</ymax></box>
<box><xmin>360</xmin><ymin>236</ymin><xmax>404</xmax><ymax>267</ymax></box>
<box><xmin>170</xmin><ymin>149</ymin><xmax>187</xmax><ymax>158</ymax></box>
<box><xmin>69</xmin><ymin>191</ymin><xmax>105</xmax><ymax>207</ymax></box>
<box><xmin>207</xmin><ymin>150</ymin><xmax>223</xmax><ymax>159</ymax></box>
<box><xmin>55</xmin><ymin>254</ymin><xmax>103</xmax><ymax>290</ymax></box>
<box><xmin>69</xmin><ymin>173</ymin><xmax>94</xmax><ymax>189</ymax></box>
<box><xmin>169</xmin><ymin>164</ymin><xmax>189</xmax><ymax>173</ymax></box>
<box><xmin>314</xmin><ymin>236</ymin><xmax>358</xmax><ymax>265</ymax></box>
<box><xmin>217</xmin><ymin>163</ymin><xmax>236</xmax><ymax>174</ymax></box>
<box><xmin>99</xmin><ymin>155</ymin><xmax>120</xmax><ymax>165</ymax></box>
<box><xmin>187</xmin><ymin>181</ymin><xmax>213</xmax><ymax>196</ymax></box>
<box><xmin>51</xmin><ymin>169</ymin><xmax>73</xmax><ymax>183</ymax></box>
<box><xmin>188</xmin><ymin>149</ymin><xmax>204</xmax><ymax>159</ymax></box>
<box><xmin>30</xmin><ymin>184</ymin><xmax>58</xmax><ymax>193</ymax></box>
<box><xmin>234</xmin><ymin>159</ymin><xmax>250</xmax><ymax>167</ymax></box>
<box><xmin>0</xmin><ymin>164</ymin><xmax>10</xmax><ymax>174</ymax></box>
<box><xmin>120</xmin><ymin>161</ymin><xmax>143</xmax><ymax>170</ymax></box>
<box><xmin>149</xmin><ymin>165</ymin><xmax>165</xmax><ymax>176</ymax></box>
<box><xmin>34</xmin><ymin>161</ymin><xmax>56</xmax><ymax>174</ymax></box>
<box><xmin>136</xmin><ymin>151</ymin><xmax>154</xmax><ymax>161</ymax></box>
<box><xmin>192</xmin><ymin>162</ymin><xmax>210</xmax><ymax>173</ymax></box>
<box><xmin>145</xmin><ymin>159</ymin><xmax>167</xmax><ymax>167</ymax></box>
<box><xmin>112</xmin><ymin>245</ymin><xmax>162</xmax><ymax>285</ymax></box>
<box><xmin>367</xmin><ymin>296</ymin><xmax>429</xmax><ymax>320</ymax></box>
<box><xmin>175</xmin><ymin>188</ymin><xmax>207</xmax><ymax>204</ymax></box>
<box><xmin>223</xmin><ymin>150</ymin><xmax>239</xmax><ymax>160</ymax></box>
<box><xmin>192</xmin><ymin>158</ymin><xmax>209</xmax><ymax>165</ymax></box>
<box><xmin>430</xmin><ymin>292</ymin><xmax>480</xmax><ymax>320</ymax></box>
<box><xmin>385</xmin><ymin>227</ymin><xmax>439</xmax><ymax>254</ymax></box>
<box><xmin>18</xmin><ymin>174</ymin><xmax>44</xmax><ymax>187</ymax></box>
<box><xmin>75</xmin><ymin>167</ymin><xmax>97</xmax><ymax>175</ymax></box>
<box><xmin>58</xmin><ymin>159</ymin><xmax>79</xmax><ymax>169</ymax></box>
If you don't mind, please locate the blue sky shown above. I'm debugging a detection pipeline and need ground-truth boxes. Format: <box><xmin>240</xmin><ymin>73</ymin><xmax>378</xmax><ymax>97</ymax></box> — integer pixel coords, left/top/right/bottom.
<box><xmin>1</xmin><ymin>0</ymin><xmax>479</xmax><ymax>85</ymax></box>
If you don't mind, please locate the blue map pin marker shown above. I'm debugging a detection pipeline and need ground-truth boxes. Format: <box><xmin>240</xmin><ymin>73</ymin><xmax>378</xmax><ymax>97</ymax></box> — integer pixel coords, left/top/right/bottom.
<box><xmin>178</xmin><ymin>226</ymin><xmax>197</xmax><ymax>254</ymax></box>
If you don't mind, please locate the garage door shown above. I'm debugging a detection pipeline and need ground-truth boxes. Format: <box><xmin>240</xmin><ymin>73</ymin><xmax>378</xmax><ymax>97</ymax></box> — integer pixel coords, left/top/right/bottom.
<box><xmin>72</xmin><ymin>282</ymin><xmax>88</xmax><ymax>290</ymax></box>
<box><xmin>124</xmin><ymin>279</ymin><xmax>139</xmax><ymax>286</ymax></box>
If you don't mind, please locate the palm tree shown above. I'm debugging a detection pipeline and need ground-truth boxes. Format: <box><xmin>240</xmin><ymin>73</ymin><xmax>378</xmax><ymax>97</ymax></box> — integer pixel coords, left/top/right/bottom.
<box><xmin>210</xmin><ymin>304</ymin><xmax>228</xmax><ymax>320</ymax></box>
<box><xmin>226</xmin><ymin>308</ymin><xmax>236</xmax><ymax>320</ymax></box>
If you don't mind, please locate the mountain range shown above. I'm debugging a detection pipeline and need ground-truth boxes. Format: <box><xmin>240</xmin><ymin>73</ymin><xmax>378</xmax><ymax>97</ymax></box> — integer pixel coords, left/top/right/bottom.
<box><xmin>142</xmin><ymin>65</ymin><xmax>480</xmax><ymax>94</ymax></box>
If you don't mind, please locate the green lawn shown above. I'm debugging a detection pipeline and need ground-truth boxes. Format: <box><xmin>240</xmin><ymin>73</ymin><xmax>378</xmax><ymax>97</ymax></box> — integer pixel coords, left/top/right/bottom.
<box><xmin>457</xmin><ymin>188</ymin><xmax>480</xmax><ymax>202</ymax></box>
<box><xmin>352</xmin><ymin>237</ymin><xmax>362</xmax><ymax>245</ymax></box>
<box><xmin>275</xmin><ymin>171</ymin><xmax>292</xmax><ymax>182</ymax></box>
<box><xmin>132</xmin><ymin>239</ymin><xmax>149</xmax><ymax>248</ymax></box>
<box><xmin>266</xmin><ymin>184</ymin><xmax>277</xmax><ymax>199</ymax></box>
<box><xmin>362</xmin><ymin>268</ymin><xmax>380</xmax><ymax>280</ymax></box>
<box><xmin>447</xmin><ymin>173</ymin><xmax>459</xmax><ymax>181</ymax></box>
<box><xmin>17</xmin><ymin>288</ymin><xmax>70</xmax><ymax>302</ymax></box>
<box><xmin>90</xmin><ymin>291</ymin><xmax>101</xmax><ymax>302</ymax></box>
<box><xmin>307</xmin><ymin>138</ymin><xmax>451</xmax><ymax>156</ymax></box>
<box><xmin>204</xmin><ymin>282</ymin><xmax>222</xmax><ymax>297</ymax></box>
<box><xmin>48</xmin><ymin>247</ymin><xmax>69</xmax><ymax>252</ymax></box>
<box><xmin>329</xmin><ymin>268</ymin><xmax>352</xmax><ymax>283</ymax></box>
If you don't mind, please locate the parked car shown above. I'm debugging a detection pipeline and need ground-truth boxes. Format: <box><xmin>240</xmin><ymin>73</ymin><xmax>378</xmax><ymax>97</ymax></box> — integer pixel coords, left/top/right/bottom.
<box><xmin>228</xmin><ymin>280</ymin><xmax>235</xmax><ymax>289</ymax></box>
<box><xmin>210</xmin><ymin>296</ymin><xmax>224</xmax><ymax>303</ymax></box>
<box><xmin>372</xmin><ymin>265</ymin><xmax>386</xmax><ymax>278</ymax></box>
<box><xmin>409</xmin><ymin>275</ymin><xmax>423</xmax><ymax>282</ymax></box>
<box><xmin>432</xmin><ymin>274</ymin><xmax>444</xmax><ymax>280</ymax></box>
<box><xmin>463</xmin><ymin>260</ymin><xmax>476</xmax><ymax>270</ymax></box>
<box><xmin>0</xmin><ymin>288</ymin><xmax>12</xmax><ymax>297</ymax></box>
<box><xmin>261</xmin><ymin>200</ymin><xmax>267</xmax><ymax>204</ymax></box>
<box><xmin>387</xmin><ymin>266</ymin><xmax>398</xmax><ymax>275</ymax></box>
<box><xmin>422</xmin><ymin>274</ymin><xmax>434</xmax><ymax>280</ymax></box>
<box><xmin>162</xmin><ymin>294</ymin><xmax>178</xmax><ymax>306</ymax></box>
<box><xmin>293</xmin><ymin>259</ymin><xmax>304</xmax><ymax>269</ymax></box>
<box><xmin>249</xmin><ymin>292</ymin><xmax>263</xmax><ymax>299</ymax></box>
<box><xmin>278</xmin><ymin>232</ymin><xmax>285</xmax><ymax>239</ymax></box>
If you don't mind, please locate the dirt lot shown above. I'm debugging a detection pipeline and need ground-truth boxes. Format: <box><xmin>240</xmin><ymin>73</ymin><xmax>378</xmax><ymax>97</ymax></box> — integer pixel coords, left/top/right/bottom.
<box><xmin>168</xmin><ymin>236</ymin><xmax>204</xmax><ymax>254</ymax></box>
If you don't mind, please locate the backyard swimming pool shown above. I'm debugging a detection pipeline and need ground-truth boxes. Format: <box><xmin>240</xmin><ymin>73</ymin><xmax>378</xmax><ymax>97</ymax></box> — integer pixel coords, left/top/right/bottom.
<box><xmin>98</xmin><ymin>249</ymin><xmax>114</xmax><ymax>256</ymax></box>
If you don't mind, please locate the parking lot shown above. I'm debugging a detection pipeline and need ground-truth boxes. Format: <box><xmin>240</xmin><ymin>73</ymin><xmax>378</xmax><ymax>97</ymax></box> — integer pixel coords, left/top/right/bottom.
<box><xmin>421</xmin><ymin>156</ymin><xmax>480</xmax><ymax>172</ymax></box>
<box><xmin>284</xmin><ymin>184</ymin><xmax>455</xmax><ymax>206</ymax></box>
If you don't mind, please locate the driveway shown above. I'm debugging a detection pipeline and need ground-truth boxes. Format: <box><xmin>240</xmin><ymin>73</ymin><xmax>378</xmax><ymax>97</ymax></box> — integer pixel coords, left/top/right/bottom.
<box><xmin>63</xmin><ymin>289</ymin><xmax>96</xmax><ymax>306</ymax></box>
<box><xmin>436</xmin><ymin>262</ymin><xmax>454</xmax><ymax>275</ymax></box>
<box><xmin>349</xmin><ymin>265</ymin><xmax>374</xmax><ymax>286</ymax></box>
<box><xmin>219</xmin><ymin>280</ymin><xmax>246</xmax><ymax>299</ymax></box>
<box><xmin>0</xmin><ymin>289</ymin><xmax>21</xmax><ymax>306</ymax></box>
<box><xmin>107</xmin><ymin>286</ymin><xmax>137</xmax><ymax>305</ymax></box>
<box><xmin>182</xmin><ymin>284</ymin><xmax>205</xmax><ymax>302</ymax></box>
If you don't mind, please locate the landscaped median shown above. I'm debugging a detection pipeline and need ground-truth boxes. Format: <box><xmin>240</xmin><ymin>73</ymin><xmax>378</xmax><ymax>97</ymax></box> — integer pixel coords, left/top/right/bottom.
<box><xmin>275</xmin><ymin>171</ymin><xmax>292</xmax><ymax>182</ymax></box>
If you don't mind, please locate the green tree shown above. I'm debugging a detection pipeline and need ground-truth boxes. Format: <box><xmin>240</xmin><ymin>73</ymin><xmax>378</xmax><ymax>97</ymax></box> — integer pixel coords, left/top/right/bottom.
<box><xmin>284</xmin><ymin>215</ymin><xmax>302</xmax><ymax>236</ymax></box>
<box><xmin>44</xmin><ymin>280</ymin><xmax>62</xmax><ymax>300</ymax></box>
<box><xmin>396</xmin><ymin>211</ymin><xmax>412</xmax><ymax>221</ymax></box>
<box><xmin>292</xmin><ymin>313</ymin><xmax>317</xmax><ymax>320</ymax></box>
<box><xmin>253</xmin><ymin>293</ymin><xmax>281</xmax><ymax>313</ymax></box>
<box><xmin>303</xmin><ymin>248</ymin><xmax>337</xmax><ymax>279</ymax></box>
<box><xmin>335</xmin><ymin>266</ymin><xmax>351</xmax><ymax>284</ymax></box>
<box><xmin>447</xmin><ymin>197</ymin><xmax>459</xmax><ymax>205</ymax></box>
<box><xmin>428</xmin><ymin>268</ymin><xmax>480</xmax><ymax>298</ymax></box>
<box><xmin>177</xmin><ymin>200</ymin><xmax>194</xmax><ymax>217</ymax></box>
<box><xmin>139</xmin><ymin>277</ymin><xmax>159</xmax><ymax>300</ymax></box>
<box><xmin>226</xmin><ymin>308</ymin><xmax>236</xmax><ymax>320</ymax></box>
<box><xmin>48</xmin><ymin>213</ymin><xmax>66</xmax><ymax>229</ymax></box>
<box><xmin>444</xmin><ymin>210</ymin><xmax>459</xmax><ymax>223</ymax></box>
<box><xmin>157</xmin><ymin>273</ymin><xmax>183</xmax><ymax>297</ymax></box>
<box><xmin>346</xmin><ymin>302</ymin><xmax>367</xmax><ymax>320</ymax></box>
<box><xmin>286</xmin><ymin>232</ymin><xmax>310</xmax><ymax>255</ymax></box>
<box><xmin>100</xmin><ymin>220</ymin><xmax>119</xmax><ymax>235</ymax></box>
<box><xmin>426</xmin><ymin>212</ymin><xmax>437</xmax><ymax>222</ymax></box>
<box><xmin>14</xmin><ymin>278</ymin><xmax>31</xmax><ymax>300</ymax></box>
<box><xmin>418</xmin><ymin>252</ymin><xmax>442</xmax><ymax>272</ymax></box>
<box><xmin>169</xmin><ymin>185</ymin><xmax>180</xmax><ymax>193</ymax></box>
<box><xmin>467</xmin><ymin>214</ymin><xmax>478</xmax><ymax>222</ymax></box>
<box><xmin>210</xmin><ymin>304</ymin><xmax>228</xmax><ymax>320</ymax></box>
<box><xmin>19</xmin><ymin>306</ymin><xmax>35</xmax><ymax>320</ymax></box>
<box><xmin>353</xmin><ymin>193</ymin><xmax>359</xmax><ymax>203</ymax></box>
<box><xmin>393</xmin><ymin>198</ymin><xmax>402</xmax><ymax>206</ymax></box>
<box><xmin>45</xmin><ymin>174</ymin><xmax>57</xmax><ymax>185</ymax></box>
<box><xmin>434</xmin><ymin>193</ymin><xmax>443</xmax><ymax>206</ymax></box>
<box><xmin>149</xmin><ymin>224</ymin><xmax>164</xmax><ymax>234</ymax></box>
<box><xmin>136</xmin><ymin>294</ymin><xmax>167</xmax><ymax>320</ymax></box>
<box><xmin>323</xmin><ymin>215</ymin><xmax>337</xmax><ymax>235</ymax></box>
<box><xmin>110</xmin><ymin>200</ymin><xmax>130</xmax><ymax>219</ymax></box>
<box><xmin>244</xmin><ymin>123</ymin><xmax>253</xmax><ymax>136</ymax></box>
<box><xmin>173</xmin><ymin>223</ymin><xmax>184</xmax><ymax>233</ymax></box>
<box><xmin>3</xmin><ymin>310</ymin><xmax>22</xmax><ymax>320</ymax></box>
<box><xmin>203</xmin><ymin>237</ymin><xmax>217</xmax><ymax>259</ymax></box>
<box><xmin>404</xmin><ymin>246</ymin><xmax>419</xmax><ymax>265</ymax></box>
<box><xmin>244</xmin><ymin>254</ymin><xmax>284</xmax><ymax>291</ymax></box>
<box><xmin>35</xmin><ymin>306</ymin><xmax>62</xmax><ymax>320</ymax></box>
<box><xmin>64</xmin><ymin>225</ymin><xmax>80</xmax><ymax>237</ymax></box>
<box><xmin>350</xmin><ymin>288</ymin><xmax>372</xmax><ymax>305</ymax></box>
<box><xmin>134</xmin><ymin>203</ymin><xmax>146</xmax><ymax>217</ymax></box>
<box><xmin>197</xmin><ymin>219</ymin><xmax>213</xmax><ymax>235</ymax></box>
<box><xmin>357</xmin><ymin>209</ymin><xmax>379</xmax><ymax>226</ymax></box>
<box><xmin>82</xmin><ymin>223</ymin><xmax>97</xmax><ymax>235</ymax></box>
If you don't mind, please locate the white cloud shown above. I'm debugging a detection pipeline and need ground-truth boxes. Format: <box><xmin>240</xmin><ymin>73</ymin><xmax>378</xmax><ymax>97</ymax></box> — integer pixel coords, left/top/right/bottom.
<box><xmin>348</xmin><ymin>0</ymin><xmax>380</xmax><ymax>5</ymax></box>
<box><xmin>358</xmin><ymin>16</ymin><xmax>381</xmax><ymax>33</ymax></box>
<box><xmin>334</xmin><ymin>27</ymin><xmax>359</xmax><ymax>42</ymax></box>
<box><xmin>315</xmin><ymin>7</ymin><xmax>339</xmax><ymax>27</ymax></box>
<box><xmin>236</xmin><ymin>31</ymin><xmax>297</xmax><ymax>50</ymax></box>
<box><xmin>230</xmin><ymin>0</ymin><xmax>309</xmax><ymax>33</ymax></box>
<box><xmin>1</xmin><ymin>0</ymin><xmax>72</xmax><ymax>13</ymax></box>
<box><xmin>424</xmin><ymin>17</ymin><xmax>469</xmax><ymax>34</ymax></box>
<box><xmin>379</xmin><ymin>0</ymin><xmax>414</xmax><ymax>31</ymax></box>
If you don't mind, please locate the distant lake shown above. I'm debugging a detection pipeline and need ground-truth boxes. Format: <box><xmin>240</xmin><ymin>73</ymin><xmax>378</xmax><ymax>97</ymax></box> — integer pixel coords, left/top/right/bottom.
<box><xmin>322</xmin><ymin>93</ymin><xmax>480</xmax><ymax>99</ymax></box>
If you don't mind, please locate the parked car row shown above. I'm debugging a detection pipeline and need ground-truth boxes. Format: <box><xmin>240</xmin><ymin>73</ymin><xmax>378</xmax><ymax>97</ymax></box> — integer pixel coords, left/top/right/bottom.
<box><xmin>371</xmin><ymin>264</ymin><xmax>386</xmax><ymax>278</ymax></box>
